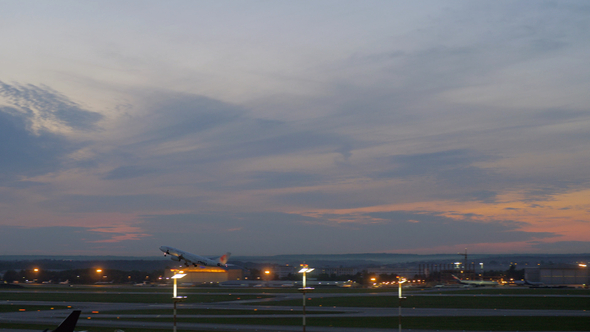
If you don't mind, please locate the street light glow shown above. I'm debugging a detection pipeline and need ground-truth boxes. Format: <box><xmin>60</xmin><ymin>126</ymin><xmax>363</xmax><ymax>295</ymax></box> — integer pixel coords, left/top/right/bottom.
<box><xmin>172</xmin><ymin>272</ymin><xmax>187</xmax><ymax>298</ymax></box>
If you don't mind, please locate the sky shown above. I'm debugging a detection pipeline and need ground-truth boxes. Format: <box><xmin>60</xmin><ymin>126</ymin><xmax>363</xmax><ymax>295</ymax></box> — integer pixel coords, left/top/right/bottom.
<box><xmin>1</xmin><ymin>1</ymin><xmax>589</xmax><ymax>256</ymax></box>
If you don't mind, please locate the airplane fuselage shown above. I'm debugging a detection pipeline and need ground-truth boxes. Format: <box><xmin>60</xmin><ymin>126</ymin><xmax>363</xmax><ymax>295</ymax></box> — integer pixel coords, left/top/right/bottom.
<box><xmin>452</xmin><ymin>275</ymin><xmax>499</xmax><ymax>287</ymax></box>
<box><xmin>159</xmin><ymin>246</ymin><xmax>229</xmax><ymax>268</ymax></box>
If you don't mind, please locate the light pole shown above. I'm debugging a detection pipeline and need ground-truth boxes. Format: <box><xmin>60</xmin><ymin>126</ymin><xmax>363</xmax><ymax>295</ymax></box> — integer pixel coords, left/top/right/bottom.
<box><xmin>480</xmin><ymin>263</ymin><xmax>484</xmax><ymax>281</ymax></box>
<box><xmin>95</xmin><ymin>269</ymin><xmax>103</xmax><ymax>284</ymax></box>
<box><xmin>264</xmin><ymin>269</ymin><xmax>271</xmax><ymax>285</ymax></box>
<box><xmin>171</xmin><ymin>272</ymin><xmax>187</xmax><ymax>332</ymax></box>
<box><xmin>298</xmin><ymin>264</ymin><xmax>315</xmax><ymax>332</ymax></box>
<box><xmin>397</xmin><ymin>276</ymin><xmax>407</xmax><ymax>332</ymax></box>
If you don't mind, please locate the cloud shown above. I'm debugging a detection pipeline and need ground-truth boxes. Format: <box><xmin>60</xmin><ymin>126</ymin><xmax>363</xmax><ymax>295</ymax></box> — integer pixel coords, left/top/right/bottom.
<box><xmin>0</xmin><ymin>81</ymin><xmax>103</xmax><ymax>132</ymax></box>
<box><xmin>0</xmin><ymin>82</ymin><xmax>103</xmax><ymax>185</ymax></box>
<box><xmin>278</xmin><ymin>190</ymin><xmax>389</xmax><ymax>210</ymax></box>
<box><xmin>363</xmin><ymin>211</ymin><xmax>555</xmax><ymax>245</ymax></box>
<box><xmin>381</xmin><ymin>150</ymin><xmax>494</xmax><ymax>178</ymax></box>
<box><xmin>0</xmin><ymin>109</ymin><xmax>78</xmax><ymax>184</ymax></box>
<box><xmin>0</xmin><ymin>225</ymin><xmax>149</xmax><ymax>254</ymax></box>
<box><xmin>40</xmin><ymin>194</ymin><xmax>198</xmax><ymax>214</ymax></box>
<box><xmin>138</xmin><ymin>210</ymin><xmax>555</xmax><ymax>255</ymax></box>
<box><xmin>103</xmin><ymin>166</ymin><xmax>158</xmax><ymax>180</ymax></box>
<box><xmin>241</xmin><ymin>171</ymin><xmax>325</xmax><ymax>190</ymax></box>
<box><xmin>371</xmin><ymin>150</ymin><xmax>502</xmax><ymax>203</ymax></box>
<box><xmin>91</xmin><ymin>90</ymin><xmax>355</xmax><ymax>185</ymax></box>
<box><xmin>134</xmin><ymin>94</ymin><xmax>244</xmax><ymax>143</ymax></box>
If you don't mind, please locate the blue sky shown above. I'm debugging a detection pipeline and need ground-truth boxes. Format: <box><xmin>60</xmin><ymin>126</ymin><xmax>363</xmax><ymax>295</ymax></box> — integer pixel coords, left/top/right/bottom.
<box><xmin>1</xmin><ymin>1</ymin><xmax>589</xmax><ymax>256</ymax></box>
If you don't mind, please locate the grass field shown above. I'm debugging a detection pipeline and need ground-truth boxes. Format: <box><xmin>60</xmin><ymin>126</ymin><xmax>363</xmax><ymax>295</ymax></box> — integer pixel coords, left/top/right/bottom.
<box><xmin>0</xmin><ymin>292</ymin><xmax>273</xmax><ymax>303</ymax></box>
<box><xmin>4</xmin><ymin>287</ymin><xmax>590</xmax><ymax>310</ymax></box>
<box><xmin>89</xmin><ymin>316</ymin><xmax>590</xmax><ymax>331</ymax></box>
<box><xmin>448</xmin><ymin>288</ymin><xmax>590</xmax><ymax>295</ymax></box>
<box><xmin>11</xmin><ymin>284</ymin><xmax>405</xmax><ymax>293</ymax></box>
<box><xmin>17</xmin><ymin>284</ymin><xmax>590</xmax><ymax>294</ymax></box>
<box><xmin>0</xmin><ymin>323</ymin><xmax>191</xmax><ymax>332</ymax></box>
<box><xmin>256</xmin><ymin>294</ymin><xmax>590</xmax><ymax>310</ymax></box>
<box><xmin>98</xmin><ymin>308</ymin><xmax>345</xmax><ymax>315</ymax></box>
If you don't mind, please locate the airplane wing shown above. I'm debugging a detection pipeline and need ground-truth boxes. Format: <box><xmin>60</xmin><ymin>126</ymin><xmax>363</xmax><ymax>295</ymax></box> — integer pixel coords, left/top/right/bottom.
<box><xmin>44</xmin><ymin>310</ymin><xmax>81</xmax><ymax>332</ymax></box>
<box><xmin>451</xmin><ymin>275</ymin><xmax>464</xmax><ymax>284</ymax></box>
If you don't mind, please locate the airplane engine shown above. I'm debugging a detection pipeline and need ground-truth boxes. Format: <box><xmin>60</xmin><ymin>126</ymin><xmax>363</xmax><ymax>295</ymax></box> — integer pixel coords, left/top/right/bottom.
<box><xmin>169</xmin><ymin>256</ymin><xmax>181</xmax><ymax>261</ymax></box>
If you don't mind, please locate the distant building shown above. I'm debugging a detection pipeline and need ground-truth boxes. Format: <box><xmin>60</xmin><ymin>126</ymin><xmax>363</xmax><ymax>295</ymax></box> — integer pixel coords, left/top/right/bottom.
<box><xmin>257</xmin><ymin>265</ymin><xmax>297</xmax><ymax>279</ymax></box>
<box><xmin>367</xmin><ymin>267</ymin><xmax>418</xmax><ymax>279</ymax></box>
<box><xmin>275</xmin><ymin>265</ymin><xmax>297</xmax><ymax>279</ymax></box>
<box><xmin>525</xmin><ymin>264</ymin><xmax>589</xmax><ymax>285</ymax></box>
<box><xmin>262</xmin><ymin>265</ymin><xmax>361</xmax><ymax>279</ymax></box>
<box><xmin>318</xmin><ymin>267</ymin><xmax>361</xmax><ymax>276</ymax></box>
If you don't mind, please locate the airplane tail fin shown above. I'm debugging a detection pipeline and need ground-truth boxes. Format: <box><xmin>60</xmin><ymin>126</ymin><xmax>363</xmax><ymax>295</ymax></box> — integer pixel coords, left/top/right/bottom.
<box><xmin>50</xmin><ymin>310</ymin><xmax>81</xmax><ymax>332</ymax></box>
<box><xmin>451</xmin><ymin>275</ymin><xmax>462</xmax><ymax>283</ymax></box>
<box><xmin>218</xmin><ymin>252</ymin><xmax>231</xmax><ymax>266</ymax></box>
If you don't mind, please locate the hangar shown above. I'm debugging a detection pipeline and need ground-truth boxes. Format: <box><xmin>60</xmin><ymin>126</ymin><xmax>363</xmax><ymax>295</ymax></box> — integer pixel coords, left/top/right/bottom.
<box><xmin>165</xmin><ymin>266</ymin><xmax>243</xmax><ymax>284</ymax></box>
<box><xmin>525</xmin><ymin>263</ymin><xmax>589</xmax><ymax>286</ymax></box>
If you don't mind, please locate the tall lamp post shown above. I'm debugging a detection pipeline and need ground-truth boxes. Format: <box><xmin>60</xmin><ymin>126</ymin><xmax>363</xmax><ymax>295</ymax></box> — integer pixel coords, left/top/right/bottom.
<box><xmin>298</xmin><ymin>264</ymin><xmax>315</xmax><ymax>332</ymax></box>
<box><xmin>397</xmin><ymin>276</ymin><xmax>407</xmax><ymax>332</ymax></box>
<box><xmin>96</xmin><ymin>269</ymin><xmax>103</xmax><ymax>283</ymax></box>
<box><xmin>171</xmin><ymin>272</ymin><xmax>187</xmax><ymax>332</ymax></box>
<box><xmin>480</xmin><ymin>263</ymin><xmax>484</xmax><ymax>281</ymax></box>
<box><xmin>264</xmin><ymin>269</ymin><xmax>271</xmax><ymax>285</ymax></box>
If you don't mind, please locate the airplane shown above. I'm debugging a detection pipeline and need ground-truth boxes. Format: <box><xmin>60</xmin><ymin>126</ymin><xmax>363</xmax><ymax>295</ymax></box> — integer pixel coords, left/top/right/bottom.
<box><xmin>451</xmin><ymin>275</ymin><xmax>499</xmax><ymax>287</ymax></box>
<box><xmin>523</xmin><ymin>279</ymin><xmax>545</xmax><ymax>287</ymax></box>
<box><xmin>43</xmin><ymin>310</ymin><xmax>81</xmax><ymax>332</ymax></box>
<box><xmin>523</xmin><ymin>279</ymin><xmax>569</xmax><ymax>288</ymax></box>
<box><xmin>512</xmin><ymin>279</ymin><xmax>544</xmax><ymax>286</ymax></box>
<box><xmin>160</xmin><ymin>246</ymin><xmax>231</xmax><ymax>268</ymax></box>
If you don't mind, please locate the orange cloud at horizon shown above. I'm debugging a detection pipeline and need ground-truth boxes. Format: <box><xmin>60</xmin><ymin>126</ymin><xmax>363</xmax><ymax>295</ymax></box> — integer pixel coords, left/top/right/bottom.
<box><xmin>295</xmin><ymin>188</ymin><xmax>590</xmax><ymax>247</ymax></box>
